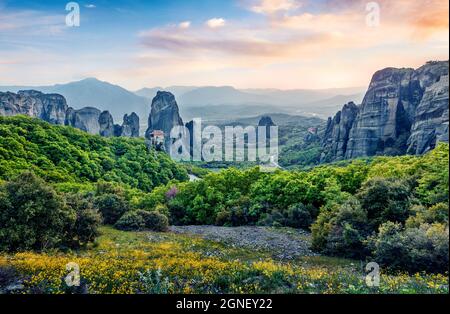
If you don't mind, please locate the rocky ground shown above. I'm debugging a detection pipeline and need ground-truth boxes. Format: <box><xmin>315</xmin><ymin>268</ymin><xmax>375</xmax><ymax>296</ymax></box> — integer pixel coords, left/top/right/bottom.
<box><xmin>169</xmin><ymin>225</ymin><xmax>318</xmax><ymax>260</ymax></box>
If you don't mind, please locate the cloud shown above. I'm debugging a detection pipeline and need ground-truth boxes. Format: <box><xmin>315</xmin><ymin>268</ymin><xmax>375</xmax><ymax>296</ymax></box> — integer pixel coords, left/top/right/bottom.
<box><xmin>0</xmin><ymin>10</ymin><xmax>66</xmax><ymax>35</ymax></box>
<box><xmin>134</xmin><ymin>0</ymin><xmax>448</xmax><ymax>89</ymax></box>
<box><xmin>1</xmin><ymin>0</ymin><xmax>448</xmax><ymax>90</ymax></box>
<box><xmin>85</xmin><ymin>4</ymin><xmax>96</xmax><ymax>9</ymax></box>
<box><xmin>179</xmin><ymin>21</ymin><xmax>191</xmax><ymax>29</ymax></box>
<box><xmin>246</xmin><ymin>0</ymin><xmax>302</xmax><ymax>14</ymax></box>
<box><xmin>206</xmin><ymin>18</ymin><xmax>226</xmax><ymax>28</ymax></box>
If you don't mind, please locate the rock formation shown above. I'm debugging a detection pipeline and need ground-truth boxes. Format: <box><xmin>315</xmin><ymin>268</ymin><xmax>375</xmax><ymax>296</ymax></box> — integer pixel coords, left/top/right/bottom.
<box><xmin>1</xmin><ymin>90</ymin><xmax>141</xmax><ymax>138</ymax></box>
<box><xmin>258</xmin><ymin>116</ymin><xmax>275</xmax><ymax>127</ymax></box>
<box><xmin>321</xmin><ymin>61</ymin><xmax>449</xmax><ymax>161</ymax></box>
<box><xmin>407</xmin><ymin>74</ymin><xmax>449</xmax><ymax>154</ymax></box>
<box><xmin>0</xmin><ymin>90</ymin><xmax>67</xmax><ymax>125</ymax></box>
<box><xmin>119</xmin><ymin>113</ymin><xmax>140</xmax><ymax>137</ymax></box>
<box><xmin>258</xmin><ymin>115</ymin><xmax>276</xmax><ymax>141</ymax></box>
<box><xmin>99</xmin><ymin>111</ymin><xmax>115</xmax><ymax>137</ymax></box>
<box><xmin>65</xmin><ymin>107</ymin><xmax>101</xmax><ymax>135</ymax></box>
<box><xmin>145</xmin><ymin>91</ymin><xmax>184</xmax><ymax>149</ymax></box>
<box><xmin>321</xmin><ymin>102</ymin><xmax>359</xmax><ymax>162</ymax></box>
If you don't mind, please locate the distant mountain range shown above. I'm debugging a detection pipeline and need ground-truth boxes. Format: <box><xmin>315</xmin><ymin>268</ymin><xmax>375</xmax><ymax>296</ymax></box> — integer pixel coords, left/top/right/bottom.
<box><xmin>0</xmin><ymin>79</ymin><xmax>365</xmax><ymax>122</ymax></box>
<box><xmin>0</xmin><ymin>78</ymin><xmax>149</xmax><ymax>122</ymax></box>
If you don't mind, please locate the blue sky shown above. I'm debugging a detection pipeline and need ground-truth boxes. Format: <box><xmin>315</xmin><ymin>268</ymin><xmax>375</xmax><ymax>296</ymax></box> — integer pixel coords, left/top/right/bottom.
<box><xmin>0</xmin><ymin>0</ymin><xmax>448</xmax><ymax>90</ymax></box>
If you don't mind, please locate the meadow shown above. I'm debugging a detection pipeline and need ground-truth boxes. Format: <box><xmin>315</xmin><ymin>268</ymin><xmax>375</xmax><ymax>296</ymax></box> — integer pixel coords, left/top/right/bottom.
<box><xmin>0</xmin><ymin>227</ymin><xmax>447</xmax><ymax>294</ymax></box>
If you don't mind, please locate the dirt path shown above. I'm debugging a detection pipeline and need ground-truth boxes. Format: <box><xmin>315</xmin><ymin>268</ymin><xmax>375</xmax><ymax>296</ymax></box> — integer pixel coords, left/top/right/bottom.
<box><xmin>169</xmin><ymin>225</ymin><xmax>318</xmax><ymax>260</ymax></box>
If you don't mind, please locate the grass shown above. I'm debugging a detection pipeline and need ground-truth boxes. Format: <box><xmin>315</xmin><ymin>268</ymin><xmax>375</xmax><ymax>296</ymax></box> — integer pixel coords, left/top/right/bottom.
<box><xmin>0</xmin><ymin>226</ymin><xmax>448</xmax><ymax>294</ymax></box>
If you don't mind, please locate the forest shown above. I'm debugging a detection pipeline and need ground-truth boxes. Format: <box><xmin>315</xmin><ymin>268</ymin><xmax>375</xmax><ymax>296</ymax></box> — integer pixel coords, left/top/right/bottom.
<box><xmin>0</xmin><ymin>116</ymin><xmax>448</xmax><ymax>293</ymax></box>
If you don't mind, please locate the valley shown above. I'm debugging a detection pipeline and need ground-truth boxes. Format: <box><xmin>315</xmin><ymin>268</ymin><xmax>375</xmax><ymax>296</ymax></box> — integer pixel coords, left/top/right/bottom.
<box><xmin>0</xmin><ymin>60</ymin><xmax>449</xmax><ymax>295</ymax></box>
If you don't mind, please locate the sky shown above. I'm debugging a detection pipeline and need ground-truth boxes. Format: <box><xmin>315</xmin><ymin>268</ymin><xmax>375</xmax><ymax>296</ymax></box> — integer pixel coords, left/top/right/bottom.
<box><xmin>0</xmin><ymin>0</ymin><xmax>448</xmax><ymax>90</ymax></box>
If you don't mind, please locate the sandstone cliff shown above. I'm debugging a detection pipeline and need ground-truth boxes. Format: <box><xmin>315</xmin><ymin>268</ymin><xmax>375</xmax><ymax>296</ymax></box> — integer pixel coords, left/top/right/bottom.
<box><xmin>119</xmin><ymin>113</ymin><xmax>140</xmax><ymax>137</ymax></box>
<box><xmin>0</xmin><ymin>90</ymin><xmax>68</xmax><ymax>125</ymax></box>
<box><xmin>145</xmin><ymin>91</ymin><xmax>184</xmax><ymax>149</ymax></box>
<box><xmin>321</xmin><ymin>61</ymin><xmax>449</xmax><ymax>161</ymax></box>
<box><xmin>1</xmin><ymin>90</ymin><xmax>140</xmax><ymax>138</ymax></box>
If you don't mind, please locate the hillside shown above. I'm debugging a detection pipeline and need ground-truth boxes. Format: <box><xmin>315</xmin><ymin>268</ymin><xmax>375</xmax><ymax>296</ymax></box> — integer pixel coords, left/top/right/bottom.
<box><xmin>0</xmin><ymin>115</ymin><xmax>188</xmax><ymax>191</ymax></box>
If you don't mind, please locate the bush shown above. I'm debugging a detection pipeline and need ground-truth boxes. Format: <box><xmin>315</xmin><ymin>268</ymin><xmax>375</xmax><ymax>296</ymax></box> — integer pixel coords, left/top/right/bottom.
<box><xmin>357</xmin><ymin>177</ymin><xmax>411</xmax><ymax>230</ymax></box>
<box><xmin>94</xmin><ymin>193</ymin><xmax>129</xmax><ymax>224</ymax></box>
<box><xmin>167</xmin><ymin>198</ymin><xmax>187</xmax><ymax>225</ymax></box>
<box><xmin>0</xmin><ymin>172</ymin><xmax>75</xmax><ymax>251</ymax></box>
<box><xmin>115</xmin><ymin>211</ymin><xmax>145</xmax><ymax>231</ymax></box>
<box><xmin>215</xmin><ymin>209</ymin><xmax>232</xmax><ymax>226</ymax></box>
<box><xmin>285</xmin><ymin>203</ymin><xmax>316</xmax><ymax>229</ymax></box>
<box><xmin>406</xmin><ymin>203</ymin><xmax>449</xmax><ymax>228</ymax></box>
<box><xmin>115</xmin><ymin>210</ymin><xmax>169</xmax><ymax>232</ymax></box>
<box><xmin>323</xmin><ymin>198</ymin><xmax>369</xmax><ymax>258</ymax></box>
<box><xmin>64</xmin><ymin>193</ymin><xmax>102</xmax><ymax>246</ymax></box>
<box><xmin>368</xmin><ymin>222</ymin><xmax>449</xmax><ymax>273</ymax></box>
<box><xmin>154</xmin><ymin>203</ymin><xmax>169</xmax><ymax>217</ymax></box>
<box><xmin>140</xmin><ymin>211</ymin><xmax>169</xmax><ymax>232</ymax></box>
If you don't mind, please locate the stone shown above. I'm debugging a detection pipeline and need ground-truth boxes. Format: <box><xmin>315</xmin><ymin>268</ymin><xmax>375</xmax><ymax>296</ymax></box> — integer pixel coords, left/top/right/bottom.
<box><xmin>99</xmin><ymin>110</ymin><xmax>115</xmax><ymax>137</ymax></box>
<box><xmin>321</xmin><ymin>61</ymin><xmax>449</xmax><ymax>161</ymax></box>
<box><xmin>0</xmin><ymin>90</ymin><xmax>68</xmax><ymax>125</ymax></box>
<box><xmin>145</xmin><ymin>91</ymin><xmax>184</xmax><ymax>150</ymax></box>
<box><xmin>407</xmin><ymin>74</ymin><xmax>449</xmax><ymax>154</ymax></box>
<box><xmin>120</xmin><ymin>112</ymin><xmax>140</xmax><ymax>137</ymax></box>
<box><xmin>65</xmin><ymin>107</ymin><xmax>101</xmax><ymax>135</ymax></box>
<box><xmin>321</xmin><ymin>102</ymin><xmax>359</xmax><ymax>162</ymax></box>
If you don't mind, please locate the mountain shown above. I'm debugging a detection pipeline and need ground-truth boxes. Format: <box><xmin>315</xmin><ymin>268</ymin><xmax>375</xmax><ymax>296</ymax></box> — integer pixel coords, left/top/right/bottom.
<box><xmin>135</xmin><ymin>86</ymin><xmax>198</xmax><ymax>99</ymax></box>
<box><xmin>210</xmin><ymin>113</ymin><xmax>324</xmax><ymax>127</ymax></box>
<box><xmin>242</xmin><ymin>87</ymin><xmax>365</xmax><ymax>104</ymax></box>
<box><xmin>321</xmin><ymin>61</ymin><xmax>449</xmax><ymax>162</ymax></box>
<box><xmin>135</xmin><ymin>85</ymin><xmax>366</xmax><ymax>120</ymax></box>
<box><xmin>0</xmin><ymin>78</ymin><xmax>149</xmax><ymax>122</ymax></box>
<box><xmin>0</xmin><ymin>90</ymin><xmax>141</xmax><ymax>137</ymax></box>
<box><xmin>178</xmin><ymin>86</ymin><xmax>273</xmax><ymax>107</ymax></box>
<box><xmin>289</xmin><ymin>93</ymin><xmax>365</xmax><ymax>117</ymax></box>
<box><xmin>145</xmin><ymin>91</ymin><xmax>184</xmax><ymax>151</ymax></box>
<box><xmin>1</xmin><ymin>79</ymin><xmax>365</xmax><ymax>124</ymax></box>
<box><xmin>179</xmin><ymin>104</ymin><xmax>290</xmax><ymax>122</ymax></box>
<box><xmin>0</xmin><ymin>90</ymin><xmax>68</xmax><ymax>125</ymax></box>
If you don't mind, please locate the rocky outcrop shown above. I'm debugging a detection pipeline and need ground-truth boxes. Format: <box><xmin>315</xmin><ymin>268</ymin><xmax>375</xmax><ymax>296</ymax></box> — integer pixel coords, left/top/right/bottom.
<box><xmin>145</xmin><ymin>91</ymin><xmax>184</xmax><ymax>149</ymax></box>
<box><xmin>321</xmin><ymin>102</ymin><xmax>359</xmax><ymax>162</ymax></box>
<box><xmin>1</xmin><ymin>90</ymin><xmax>141</xmax><ymax>138</ymax></box>
<box><xmin>258</xmin><ymin>116</ymin><xmax>275</xmax><ymax>127</ymax></box>
<box><xmin>0</xmin><ymin>90</ymin><xmax>67</xmax><ymax>125</ymax></box>
<box><xmin>65</xmin><ymin>107</ymin><xmax>101</xmax><ymax>135</ymax></box>
<box><xmin>407</xmin><ymin>74</ymin><xmax>449</xmax><ymax>154</ymax></box>
<box><xmin>258</xmin><ymin>115</ymin><xmax>276</xmax><ymax>141</ymax></box>
<box><xmin>119</xmin><ymin>113</ymin><xmax>140</xmax><ymax>137</ymax></box>
<box><xmin>99</xmin><ymin>111</ymin><xmax>115</xmax><ymax>137</ymax></box>
<box><xmin>322</xmin><ymin>61</ymin><xmax>449</xmax><ymax>161</ymax></box>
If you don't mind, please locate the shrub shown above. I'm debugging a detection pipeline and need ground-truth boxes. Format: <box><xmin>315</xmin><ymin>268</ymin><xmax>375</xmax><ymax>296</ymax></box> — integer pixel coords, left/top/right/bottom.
<box><xmin>64</xmin><ymin>193</ymin><xmax>102</xmax><ymax>246</ymax></box>
<box><xmin>406</xmin><ymin>203</ymin><xmax>449</xmax><ymax>228</ymax></box>
<box><xmin>140</xmin><ymin>211</ymin><xmax>169</xmax><ymax>232</ymax></box>
<box><xmin>368</xmin><ymin>222</ymin><xmax>449</xmax><ymax>273</ymax></box>
<box><xmin>154</xmin><ymin>203</ymin><xmax>170</xmax><ymax>217</ymax></box>
<box><xmin>167</xmin><ymin>198</ymin><xmax>187</xmax><ymax>225</ymax></box>
<box><xmin>258</xmin><ymin>210</ymin><xmax>285</xmax><ymax>227</ymax></box>
<box><xmin>215</xmin><ymin>209</ymin><xmax>232</xmax><ymax>226</ymax></box>
<box><xmin>94</xmin><ymin>193</ymin><xmax>129</xmax><ymax>224</ymax></box>
<box><xmin>285</xmin><ymin>203</ymin><xmax>315</xmax><ymax>229</ymax></box>
<box><xmin>356</xmin><ymin>177</ymin><xmax>411</xmax><ymax>230</ymax></box>
<box><xmin>323</xmin><ymin>198</ymin><xmax>369</xmax><ymax>258</ymax></box>
<box><xmin>115</xmin><ymin>210</ymin><xmax>169</xmax><ymax>232</ymax></box>
<box><xmin>115</xmin><ymin>211</ymin><xmax>145</xmax><ymax>231</ymax></box>
<box><xmin>0</xmin><ymin>172</ymin><xmax>75</xmax><ymax>251</ymax></box>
